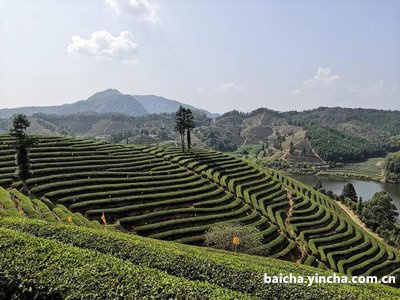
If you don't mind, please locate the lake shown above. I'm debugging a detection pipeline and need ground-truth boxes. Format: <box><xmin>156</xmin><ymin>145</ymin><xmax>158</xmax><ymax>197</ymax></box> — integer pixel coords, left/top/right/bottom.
<box><xmin>292</xmin><ymin>174</ymin><xmax>400</xmax><ymax>213</ymax></box>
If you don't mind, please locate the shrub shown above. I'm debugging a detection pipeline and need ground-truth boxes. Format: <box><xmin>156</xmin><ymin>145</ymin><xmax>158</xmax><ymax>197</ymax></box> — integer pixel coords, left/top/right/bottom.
<box><xmin>204</xmin><ymin>222</ymin><xmax>263</xmax><ymax>255</ymax></box>
<box><xmin>0</xmin><ymin>226</ymin><xmax>244</xmax><ymax>299</ymax></box>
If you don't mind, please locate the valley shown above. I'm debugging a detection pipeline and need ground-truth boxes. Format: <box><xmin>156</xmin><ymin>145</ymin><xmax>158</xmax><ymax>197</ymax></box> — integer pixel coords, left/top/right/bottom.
<box><xmin>1</xmin><ymin>135</ymin><xmax>400</xmax><ymax>286</ymax></box>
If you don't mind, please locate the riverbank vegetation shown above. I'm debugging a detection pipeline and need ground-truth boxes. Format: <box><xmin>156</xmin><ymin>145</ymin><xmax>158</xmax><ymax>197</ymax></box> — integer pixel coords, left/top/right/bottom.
<box><xmin>327</xmin><ymin>184</ymin><xmax>400</xmax><ymax>248</ymax></box>
<box><xmin>384</xmin><ymin>152</ymin><xmax>400</xmax><ymax>183</ymax></box>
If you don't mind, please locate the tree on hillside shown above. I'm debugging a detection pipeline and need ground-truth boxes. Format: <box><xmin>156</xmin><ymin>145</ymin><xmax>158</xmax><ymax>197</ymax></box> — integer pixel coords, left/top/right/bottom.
<box><xmin>384</xmin><ymin>152</ymin><xmax>400</xmax><ymax>183</ymax></box>
<box><xmin>301</xmin><ymin>146</ymin><xmax>306</xmax><ymax>156</ymax></box>
<box><xmin>361</xmin><ymin>192</ymin><xmax>399</xmax><ymax>235</ymax></box>
<box><xmin>174</xmin><ymin>106</ymin><xmax>186</xmax><ymax>152</ymax></box>
<box><xmin>356</xmin><ymin>197</ymin><xmax>363</xmax><ymax>215</ymax></box>
<box><xmin>341</xmin><ymin>183</ymin><xmax>357</xmax><ymax>201</ymax></box>
<box><xmin>314</xmin><ymin>179</ymin><xmax>323</xmax><ymax>190</ymax></box>
<box><xmin>289</xmin><ymin>141</ymin><xmax>296</xmax><ymax>155</ymax></box>
<box><xmin>184</xmin><ymin>108</ymin><xmax>196</xmax><ymax>150</ymax></box>
<box><xmin>9</xmin><ymin>114</ymin><xmax>37</xmax><ymax>194</ymax></box>
<box><xmin>204</xmin><ymin>223</ymin><xmax>264</xmax><ymax>255</ymax></box>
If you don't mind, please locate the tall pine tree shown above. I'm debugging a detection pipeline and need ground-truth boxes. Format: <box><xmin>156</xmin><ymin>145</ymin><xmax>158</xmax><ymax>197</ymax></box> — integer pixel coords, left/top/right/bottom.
<box><xmin>9</xmin><ymin>114</ymin><xmax>37</xmax><ymax>194</ymax></box>
<box><xmin>184</xmin><ymin>109</ymin><xmax>196</xmax><ymax>151</ymax></box>
<box><xmin>174</xmin><ymin>106</ymin><xmax>186</xmax><ymax>152</ymax></box>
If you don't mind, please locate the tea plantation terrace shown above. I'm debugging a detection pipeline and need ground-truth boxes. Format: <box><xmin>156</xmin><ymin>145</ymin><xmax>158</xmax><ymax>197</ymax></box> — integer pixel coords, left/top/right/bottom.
<box><xmin>0</xmin><ymin>134</ymin><xmax>399</xmax><ymax>281</ymax></box>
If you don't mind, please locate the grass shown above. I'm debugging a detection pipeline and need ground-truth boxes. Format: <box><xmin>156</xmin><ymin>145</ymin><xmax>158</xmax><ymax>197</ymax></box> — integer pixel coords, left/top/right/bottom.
<box><xmin>320</xmin><ymin>157</ymin><xmax>385</xmax><ymax>180</ymax></box>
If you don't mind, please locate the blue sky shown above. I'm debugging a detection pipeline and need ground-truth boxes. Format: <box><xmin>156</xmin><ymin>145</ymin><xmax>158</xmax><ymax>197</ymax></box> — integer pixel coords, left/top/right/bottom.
<box><xmin>0</xmin><ymin>0</ymin><xmax>399</xmax><ymax>113</ymax></box>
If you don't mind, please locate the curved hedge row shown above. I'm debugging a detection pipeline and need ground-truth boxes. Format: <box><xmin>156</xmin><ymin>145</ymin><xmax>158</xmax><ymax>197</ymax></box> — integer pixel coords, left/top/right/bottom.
<box><xmin>1</xmin><ymin>217</ymin><xmax>400</xmax><ymax>300</ymax></box>
<box><xmin>156</xmin><ymin>147</ymin><xmax>400</xmax><ymax>279</ymax></box>
<box><xmin>1</xmin><ymin>135</ymin><xmax>400</xmax><ymax>281</ymax></box>
<box><xmin>0</xmin><ymin>225</ymin><xmax>245</xmax><ymax>299</ymax></box>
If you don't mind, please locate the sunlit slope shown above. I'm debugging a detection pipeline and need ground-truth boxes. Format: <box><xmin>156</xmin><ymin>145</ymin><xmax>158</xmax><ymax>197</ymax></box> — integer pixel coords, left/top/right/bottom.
<box><xmin>0</xmin><ymin>134</ymin><xmax>399</xmax><ymax>280</ymax></box>
<box><xmin>156</xmin><ymin>147</ymin><xmax>400</xmax><ymax>279</ymax></box>
<box><xmin>1</xmin><ymin>217</ymin><xmax>400</xmax><ymax>300</ymax></box>
<box><xmin>0</xmin><ymin>187</ymin><xmax>101</xmax><ymax>228</ymax></box>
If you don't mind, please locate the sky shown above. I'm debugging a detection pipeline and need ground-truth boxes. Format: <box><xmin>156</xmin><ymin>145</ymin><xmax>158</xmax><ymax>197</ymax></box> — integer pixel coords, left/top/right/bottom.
<box><xmin>0</xmin><ymin>0</ymin><xmax>399</xmax><ymax>113</ymax></box>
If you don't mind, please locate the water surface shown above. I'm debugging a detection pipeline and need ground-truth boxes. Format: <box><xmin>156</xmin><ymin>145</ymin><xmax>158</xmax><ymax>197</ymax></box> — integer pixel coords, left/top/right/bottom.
<box><xmin>292</xmin><ymin>174</ymin><xmax>400</xmax><ymax>214</ymax></box>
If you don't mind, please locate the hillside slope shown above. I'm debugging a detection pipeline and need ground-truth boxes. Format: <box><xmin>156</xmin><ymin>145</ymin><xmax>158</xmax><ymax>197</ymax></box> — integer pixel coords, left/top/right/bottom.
<box><xmin>134</xmin><ymin>94</ymin><xmax>218</xmax><ymax>118</ymax></box>
<box><xmin>0</xmin><ymin>187</ymin><xmax>101</xmax><ymax>229</ymax></box>
<box><xmin>0</xmin><ymin>89</ymin><xmax>216</xmax><ymax>118</ymax></box>
<box><xmin>1</xmin><ymin>134</ymin><xmax>400</xmax><ymax>282</ymax></box>
<box><xmin>1</xmin><ymin>216</ymin><xmax>400</xmax><ymax>299</ymax></box>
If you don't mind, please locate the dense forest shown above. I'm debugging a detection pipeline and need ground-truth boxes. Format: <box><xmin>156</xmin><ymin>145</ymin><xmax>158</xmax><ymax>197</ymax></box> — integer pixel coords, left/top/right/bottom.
<box><xmin>284</xmin><ymin>107</ymin><xmax>400</xmax><ymax>136</ymax></box>
<box><xmin>305</xmin><ymin>124</ymin><xmax>397</xmax><ymax>163</ymax></box>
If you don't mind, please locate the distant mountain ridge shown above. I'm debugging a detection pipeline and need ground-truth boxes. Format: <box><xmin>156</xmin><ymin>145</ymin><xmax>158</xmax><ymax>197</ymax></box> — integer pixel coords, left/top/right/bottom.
<box><xmin>0</xmin><ymin>89</ymin><xmax>217</xmax><ymax>119</ymax></box>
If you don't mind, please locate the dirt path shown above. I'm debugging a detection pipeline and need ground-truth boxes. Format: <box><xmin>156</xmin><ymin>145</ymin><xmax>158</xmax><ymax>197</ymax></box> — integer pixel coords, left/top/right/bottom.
<box><xmin>284</xmin><ymin>189</ymin><xmax>296</xmax><ymax>238</ymax></box>
<box><xmin>284</xmin><ymin>188</ymin><xmax>308</xmax><ymax>263</ymax></box>
<box><xmin>335</xmin><ymin>200</ymin><xmax>384</xmax><ymax>243</ymax></box>
<box><xmin>259</xmin><ymin>112</ymin><xmax>266</xmax><ymax>126</ymax></box>
<box><xmin>305</xmin><ymin>140</ymin><xmax>325</xmax><ymax>164</ymax></box>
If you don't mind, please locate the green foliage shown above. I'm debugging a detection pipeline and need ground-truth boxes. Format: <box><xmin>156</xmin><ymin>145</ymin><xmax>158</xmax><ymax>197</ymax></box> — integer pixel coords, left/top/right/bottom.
<box><xmin>1</xmin><ymin>133</ymin><xmax>400</xmax><ymax>291</ymax></box>
<box><xmin>235</xmin><ymin>144</ymin><xmax>262</xmax><ymax>158</ymax></box>
<box><xmin>203</xmin><ymin>129</ymin><xmax>238</xmax><ymax>152</ymax></box>
<box><xmin>2</xmin><ymin>217</ymin><xmax>400</xmax><ymax>300</ymax></box>
<box><xmin>289</xmin><ymin>140</ymin><xmax>294</xmax><ymax>154</ymax></box>
<box><xmin>175</xmin><ymin>106</ymin><xmax>186</xmax><ymax>152</ymax></box>
<box><xmin>0</xmin><ymin>188</ymin><xmax>19</xmax><ymax>217</ymax></box>
<box><xmin>204</xmin><ymin>222</ymin><xmax>264</xmax><ymax>255</ymax></box>
<box><xmin>384</xmin><ymin>152</ymin><xmax>400</xmax><ymax>183</ymax></box>
<box><xmin>184</xmin><ymin>108</ymin><xmax>196</xmax><ymax>150</ymax></box>
<box><xmin>360</xmin><ymin>192</ymin><xmax>400</xmax><ymax>247</ymax></box>
<box><xmin>361</xmin><ymin>192</ymin><xmax>399</xmax><ymax>230</ymax></box>
<box><xmin>305</xmin><ymin>124</ymin><xmax>395</xmax><ymax>163</ymax></box>
<box><xmin>284</xmin><ymin>107</ymin><xmax>400</xmax><ymax>137</ymax></box>
<box><xmin>174</xmin><ymin>106</ymin><xmax>196</xmax><ymax>151</ymax></box>
<box><xmin>341</xmin><ymin>183</ymin><xmax>357</xmax><ymax>201</ymax></box>
<box><xmin>356</xmin><ymin>198</ymin><xmax>363</xmax><ymax>216</ymax></box>
<box><xmin>10</xmin><ymin>189</ymin><xmax>41</xmax><ymax>219</ymax></box>
<box><xmin>314</xmin><ymin>179</ymin><xmax>322</xmax><ymax>190</ymax></box>
<box><xmin>0</xmin><ymin>225</ymin><xmax>243</xmax><ymax>299</ymax></box>
<box><xmin>9</xmin><ymin>114</ymin><xmax>37</xmax><ymax>192</ymax></box>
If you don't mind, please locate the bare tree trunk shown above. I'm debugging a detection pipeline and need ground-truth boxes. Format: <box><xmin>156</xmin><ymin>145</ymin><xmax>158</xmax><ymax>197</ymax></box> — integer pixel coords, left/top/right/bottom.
<box><xmin>181</xmin><ymin>134</ymin><xmax>185</xmax><ymax>152</ymax></box>
<box><xmin>21</xmin><ymin>181</ymin><xmax>29</xmax><ymax>195</ymax></box>
<box><xmin>187</xmin><ymin>129</ymin><xmax>191</xmax><ymax>151</ymax></box>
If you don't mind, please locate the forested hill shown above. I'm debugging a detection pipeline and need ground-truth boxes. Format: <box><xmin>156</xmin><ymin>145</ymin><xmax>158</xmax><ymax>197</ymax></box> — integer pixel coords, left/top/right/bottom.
<box><xmin>1</xmin><ymin>106</ymin><xmax>399</xmax><ymax>163</ymax></box>
<box><xmin>206</xmin><ymin>107</ymin><xmax>400</xmax><ymax>163</ymax></box>
<box><xmin>283</xmin><ymin>107</ymin><xmax>400</xmax><ymax>163</ymax></box>
<box><xmin>283</xmin><ymin>107</ymin><xmax>400</xmax><ymax>137</ymax></box>
<box><xmin>0</xmin><ymin>89</ymin><xmax>217</xmax><ymax>119</ymax></box>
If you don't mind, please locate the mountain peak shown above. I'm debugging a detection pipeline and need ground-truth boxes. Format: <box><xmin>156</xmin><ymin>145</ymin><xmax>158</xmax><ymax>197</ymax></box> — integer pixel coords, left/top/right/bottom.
<box><xmin>0</xmin><ymin>89</ymin><xmax>217</xmax><ymax>119</ymax></box>
<box><xmin>89</xmin><ymin>88</ymin><xmax>123</xmax><ymax>99</ymax></box>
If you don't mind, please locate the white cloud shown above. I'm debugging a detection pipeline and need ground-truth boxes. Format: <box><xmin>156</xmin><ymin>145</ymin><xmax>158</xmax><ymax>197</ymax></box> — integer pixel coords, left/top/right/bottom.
<box><xmin>349</xmin><ymin>80</ymin><xmax>399</xmax><ymax>100</ymax></box>
<box><xmin>214</xmin><ymin>83</ymin><xmax>246</xmax><ymax>92</ymax></box>
<box><xmin>105</xmin><ymin>0</ymin><xmax>160</xmax><ymax>24</ymax></box>
<box><xmin>196</xmin><ymin>88</ymin><xmax>205</xmax><ymax>93</ymax></box>
<box><xmin>291</xmin><ymin>67</ymin><xmax>400</xmax><ymax>109</ymax></box>
<box><xmin>67</xmin><ymin>31</ymin><xmax>138</xmax><ymax>62</ymax></box>
<box><xmin>292</xmin><ymin>67</ymin><xmax>340</xmax><ymax>95</ymax></box>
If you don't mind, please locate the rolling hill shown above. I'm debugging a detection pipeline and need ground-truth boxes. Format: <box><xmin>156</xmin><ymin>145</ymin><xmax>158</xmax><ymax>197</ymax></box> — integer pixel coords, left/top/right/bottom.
<box><xmin>0</xmin><ymin>89</ymin><xmax>217</xmax><ymax>119</ymax></box>
<box><xmin>1</xmin><ymin>134</ymin><xmax>400</xmax><ymax>287</ymax></box>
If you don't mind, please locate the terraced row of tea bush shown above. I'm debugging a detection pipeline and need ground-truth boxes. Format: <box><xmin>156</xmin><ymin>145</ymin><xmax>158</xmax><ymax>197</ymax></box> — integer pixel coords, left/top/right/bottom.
<box><xmin>0</xmin><ymin>186</ymin><xmax>101</xmax><ymax>228</ymax></box>
<box><xmin>0</xmin><ymin>134</ymin><xmax>294</xmax><ymax>260</ymax></box>
<box><xmin>0</xmin><ymin>133</ymin><xmax>399</xmax><ymax>282</ymax></box>
<box><xmin>154</xmin><ymin>147</ymin><xmax>400</xmax><ymax>281</ymax></box>
<box><xmin>1</xmin><ymin>216</ymin><xmax>400</xmax><ymax>300</ymax></box>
